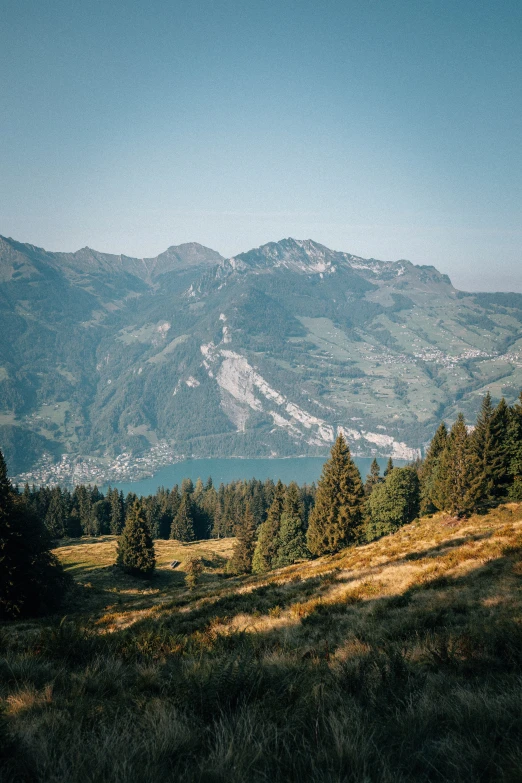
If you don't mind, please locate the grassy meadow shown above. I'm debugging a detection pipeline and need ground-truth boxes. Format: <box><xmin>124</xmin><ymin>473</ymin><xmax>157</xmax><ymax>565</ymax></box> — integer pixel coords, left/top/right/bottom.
<box><xmin>2</xmin><ymin>505</ymin><xmax>522</xmax><ymax>782</ymax></box>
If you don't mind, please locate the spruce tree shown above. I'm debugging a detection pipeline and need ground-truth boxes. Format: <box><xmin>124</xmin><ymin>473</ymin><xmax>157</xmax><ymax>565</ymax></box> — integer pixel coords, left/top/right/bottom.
<box><xmin>0</xmin><ymin>449</ymin><xmax>69</xmax><ymax>619</ymax></box>
<box><xmin>364</xmin><ymin>458</ymin><xmax>382</xmax><ymax>496</ymax></box>
<box><xmin>384</xmin><ymin>457</ymin><xmax>394</xmax><ymax>477</ymax></box>
<box><xmin>508</xmin><ymin>392</ymin><xmax>522</xmax><ymax>500</ymax></box>
<box><xmin>488</xmin><ymin>398</ymin><xmax>511</xmax><ymax>501</ymax></box>
<box><xmin>109</xmin><ymin>487</ymin><xmax>125</xmax><ymax>535</ymax></box>
<box><xmin>273</xmin><ymin>484</ymin><xmax>309</xmax><ymax>567</ymax></box>
<box><xmin>252</xmin><ymin>480</ymin><xmax>285</xmax><ymax>573</ymax></box>
<box><xmin>116</xmin><ymin>500</ymin><xmax>156</xmax><ymax>577</ymax></box>
<box><xmin>170</xmin><ymin>491</ymin><xmax>195</xmax><ymax>541</ymax></box>
<box><xmin>471</xmin><ymin>392</ymin><xmax>497</xmax><ymax>504</ymax></box>
<box><xmin>45</xmin><ymin>487</ymin><xmax>69</xmax><ymax>538</ymax></box>
<box><xmin>306</xmin><ymin>434</ymin><xmax>365</xmax><ymax>556</ymax></box>
<box><xmin>227</xmin><ymin>502</ymin><xmax>257</xmax><ymax>574</ymax></box>
<box><xmin>367</xmin><ymin>467</ymin><xmax>420</xmax><ymax>541</ymax></box>
<box><xmin>419</xmin><ymin>422</ymin><xmax>448</xmax><ymax>513</ymax></box>
<box><xmin>274</xmin><ymin>512</ymin><xmax>309</xmax><ymax>567</ymax></box>
<box><xmin>435</xmin><ymin>414</ymin><xmax>482</xmax><ymax>517</ymax></box>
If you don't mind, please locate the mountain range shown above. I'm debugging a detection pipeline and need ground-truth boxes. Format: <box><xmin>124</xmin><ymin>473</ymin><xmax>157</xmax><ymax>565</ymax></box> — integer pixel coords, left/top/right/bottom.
<box><xmin>1</xmin><ymin>234</ymin><xmax>521</xmax><ymax>482</ymax></box>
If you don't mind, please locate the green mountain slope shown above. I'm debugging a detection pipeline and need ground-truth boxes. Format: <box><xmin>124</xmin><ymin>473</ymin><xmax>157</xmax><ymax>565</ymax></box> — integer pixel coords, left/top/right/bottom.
<box><xmin>1</xmin><ymin>235</ymin><xmax>521</xmax><ymax>481</ymax></box>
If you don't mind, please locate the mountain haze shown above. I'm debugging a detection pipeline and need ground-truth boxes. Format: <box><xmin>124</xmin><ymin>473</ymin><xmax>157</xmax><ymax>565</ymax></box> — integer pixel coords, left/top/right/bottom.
<box><xmin>1</xmin><ymin>235</ymin><xmax>521</xmax><ymax>480</ymax></box>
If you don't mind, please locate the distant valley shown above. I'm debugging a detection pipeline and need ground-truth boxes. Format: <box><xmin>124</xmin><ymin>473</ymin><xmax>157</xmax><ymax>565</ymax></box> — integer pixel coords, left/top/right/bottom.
<box><xmin>1</xmin><ymin>235</ymin><xmax>521</xmax><ymax>485</ymax></box>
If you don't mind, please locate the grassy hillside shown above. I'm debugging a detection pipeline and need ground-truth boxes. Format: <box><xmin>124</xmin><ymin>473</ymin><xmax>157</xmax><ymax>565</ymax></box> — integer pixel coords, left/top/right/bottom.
<box><xmin>2</xmin><ymin>505</ymin><xmax>522</xmax><ymax>781</ymax></box>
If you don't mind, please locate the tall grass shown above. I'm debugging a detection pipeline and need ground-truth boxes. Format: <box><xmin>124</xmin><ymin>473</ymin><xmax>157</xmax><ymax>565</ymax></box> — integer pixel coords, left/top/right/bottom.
<box><xmin>1</xmin><ymin>505</ymin><xmax>522</xmax><ymax>782</ymax></box>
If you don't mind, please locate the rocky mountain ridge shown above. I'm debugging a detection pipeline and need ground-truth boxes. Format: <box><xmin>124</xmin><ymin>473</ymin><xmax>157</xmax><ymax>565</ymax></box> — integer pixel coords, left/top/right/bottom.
<box><xmin>1</xmin><ymin>234</ymin><xmax>521</xmax><ymax>481</ymax></box>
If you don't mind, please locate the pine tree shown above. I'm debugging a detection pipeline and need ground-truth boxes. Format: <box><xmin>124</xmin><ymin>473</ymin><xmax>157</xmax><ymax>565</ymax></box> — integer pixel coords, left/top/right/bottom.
<box><xmin>227</xmin><ymin>502</ymin><xmax>257</xmax><ymax>574</ymax></box>
<box><xmin>488</xmin><ymin>398</ymin><xmax>511</xmax><ymax>501</ymax></box>
<box><xmin>109</xmin><ymin>487</ymin><xmax>125</xmax><ymax>535</ymax></box>
<box><xmin>367</xmin><ymin>467</ymin><xmax>420</xmax><ymax>541</ymax></box>
<box><xmin>116</xmin><ymin>500</ymin><xmax>156</xmax><ymax>577</ymax></box>
<box><xmin>273</xmin><ymin>484</ymin><xmax>309</xmax><ymax>567</ymax></box>
<box><xmin>419</xmin><ymin>422</ymin><xmax>448</xmax><ymax>513</ymax></box>
<box><xmin>508</xmin><ymin>392</ymin><xmax>522</xmax><ymax>500</ymax></box>
<box><xmin>45</xmin><ymin>487</ymin><xmax>69</xmax><ymax>539</ymax></box>
<box><xmin>74</xmin><ymin>485</ymin><xmax>93</xmax><ymax>535</ymax></box>
<box><xmin>306</xmin><ymin>434</ymin><xmax>365</xmax><ymax>556</ymax></box>
<box><xmin>170</xmin><ymin>491</ymin><xmax>195</xmax><ymax>541</ymax></box>
<box><xmin>435</xmin><ymin>414</ymin><xmax>482</xmax><ymax>517</ymax></box>
<box><xmin>364</xmin><ymin>458</ymin><xmax>382</xmax><ymax>496</ymax></box>
<box><xmin>471</xmin><ymin>392</ymin><xmax>496</xmax><ymax>504</ymax></box>
<box><xmin>384</xmin><ymin>457</ymin><xmax>394</xmax><ymax>477</ymax></box>
<box><xmin>252</xmin><ymin>480</ymin><xmax>285</xmax><ymax>573</ymax></box>
<box><xmin>0</xmin><ymin>449</ymin><xmax>70</xmax><ymax>619</ymax></box>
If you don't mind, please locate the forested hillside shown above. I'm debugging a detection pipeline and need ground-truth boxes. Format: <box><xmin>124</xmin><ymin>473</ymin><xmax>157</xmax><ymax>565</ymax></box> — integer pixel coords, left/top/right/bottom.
<box><xmin>1</xmin><ymin>235</ymin><xmax>522</xmax><ymax>483</ymax></box>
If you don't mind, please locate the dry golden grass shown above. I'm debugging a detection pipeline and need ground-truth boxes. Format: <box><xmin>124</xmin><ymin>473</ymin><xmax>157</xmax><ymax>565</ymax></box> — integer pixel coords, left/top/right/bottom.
<box><xmin>1</xmin><ymin>504</ymin><xmax>522</xmax><ymax>782</ymax></box>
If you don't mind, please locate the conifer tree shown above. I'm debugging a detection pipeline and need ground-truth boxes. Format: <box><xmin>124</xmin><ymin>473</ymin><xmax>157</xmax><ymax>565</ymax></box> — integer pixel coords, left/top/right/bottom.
<box><xmin>167</xmin><ymin>485</ymin><xmax>181</xmax><ymax>521</ymax></box>
<box><xmin>419</xmin><ymin>421</ymin><xmax>448</xmax><ymax>513</ymax></box>
<box><xmin>306</xmin><ymin>434</ymin><xmax>365</xmax><ymax>555</ymax></box>
<box><xmin>185</xmin><ymin>556</ymin><xmax>203</xmax><ymax>589</ymax></box>
<box><xmin>227</xmin><ymin>502</ymin><xmax>257</xmax><ymax>574</ymax></box>
<box><xmin>364</xmin><ymin>458</ymin><xmax>382</xmax><ymax>496</ymax></box>
<box><xmin>45</xmin><ymin>487</ymin><xmax>68</xmax><ymax>539</ymax></box>
<box><xmin>170</xmin><ymin>491</ymin><xmax>195</xmax><ymax>541</ymax></box>
<box><xmin>273</xmin><ymin>483</ymin><xmax>309</xmax><ymax>567</ymax></box>
<box><xmin>0</xmin><ymin>449</ymin><xmax>69</xmax><ymax>619</ymax></box>
<box><xmin>116</xmin><ymin>500</ymin><xmax>156</xmax><ymax>576</ymax></box>
<box><xmin>384</xmin><ymin>457</ymin><xmax>394</xmax><ymax>477</ymax></box>
<box><xmin>252</xmin><ymin>480</ymin><xmax>285</xmax><ymax>573</ymax></box>
<box><xmin>488</xmin><ymin>398</ymin><xmax>511</xmax><ymax>501</ymax></box>
<box><xmin>470</xmin><ymin>392</ymin><xmax>496</xmax><ymax>504</ymax></box>
<box><xmin>274</xmin><ymin>512</ymin><xmax>309</xmax><ymax>567</ymax></box>
<box><xmin>508</xmin><ymin>392</ymin><xmax>522</xmax><ymax>500</ymax></box>
<box><xmin>109</xmin><ymin>487</ymin><xmax>125</xmax><ymax>535</ymax></box>
<box><xmin>92</xmin><ymin>499</ymin><xmax>110</xmax><ymax>536</ymax></box>
<box><xmin>367</xmin><ymin>467</ymin><xmax>420</xmax><ymax>540</ymax></box>
<box><xmin>435</xmin><ymin>414</ymin><xmax>482</xmax><ymax>517</ymax></box>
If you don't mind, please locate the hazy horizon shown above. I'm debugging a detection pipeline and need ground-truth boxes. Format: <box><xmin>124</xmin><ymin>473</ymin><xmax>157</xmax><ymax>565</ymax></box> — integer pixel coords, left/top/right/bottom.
<box><xmin>1</xmin><ymin>0</ymin><xmax>521</xmax><ymax>293</ymax></box>
<box><xmin>3</xmin><ymin>230</ymin><xmax>520</xmax><ymax>294</ymax></box>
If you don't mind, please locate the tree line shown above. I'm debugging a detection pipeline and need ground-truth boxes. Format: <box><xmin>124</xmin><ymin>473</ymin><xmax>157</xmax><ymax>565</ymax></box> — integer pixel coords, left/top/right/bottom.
<box><xmin>1</xmin><ymin>390</ymin><xmax>521</xmax><ymax>610</ymax></box>
<box><xmin>18</xmin><ymin>476</ymin><xmax>317</xmax><ymax>544</ymax></box>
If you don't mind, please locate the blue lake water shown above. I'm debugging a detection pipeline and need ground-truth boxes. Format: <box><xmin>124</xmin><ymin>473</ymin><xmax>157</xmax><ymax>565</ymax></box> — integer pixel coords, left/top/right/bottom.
<box><xmin>101</xmin><ymin>456</ymin><xmax>405</xmax><ymax>496</ymax></box>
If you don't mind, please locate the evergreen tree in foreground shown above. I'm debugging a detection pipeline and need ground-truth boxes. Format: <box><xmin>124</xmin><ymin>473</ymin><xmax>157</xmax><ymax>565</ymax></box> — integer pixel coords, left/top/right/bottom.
<box><xmin>508</xmin><ymin>392</ymin><xmax>522</xmax><ymax>500</ymax></box>
<box><xmin>116</xmin><ymin>500</ymin><xmax>156</xmax><ymax>577</ymax></box>
<box><xmin>367</xmin><ymin>467</ymin><xmax>420</xmax><ymax>541</ymax></box>
<box><xmin>227</xmin><ymin>502</ymin><xmax>257</xmax><ymax>574</ymax></box>
<box><xmin>435</xmin><ymin>414</ymin><xmax>483</xmax><ymax>517</ymax></box>
<box><xmin>306</xmin><ymin>433</ymin><xmax>365</xmax><ymax>556</ymax></box>
<box><xmin>488</xmin><ymin>398</ymin><xmax>511</xmax><ymax>501</ymax></box>
<box><xmin>0</xmin><ymin>449</ymin><xmax>69</xmax><ymax>619</ymax></box>
<box><xmin>273</xmin><ymin>482</ymin><xmax>309</xmax><ymax>568</ymax></box>
<box><xmin>252</xmin><ymin>480</ymin><xmax>285</xmax><ymax>573</ymax></box>
<box><xmin>419</xmin><ymin>421</ymin><xmax>448</xmax><ymax>514</ymax></box>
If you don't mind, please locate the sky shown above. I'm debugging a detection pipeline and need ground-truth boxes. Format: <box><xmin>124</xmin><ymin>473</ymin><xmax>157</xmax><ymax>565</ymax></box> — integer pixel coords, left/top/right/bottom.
<box><xmin>0</xmin><ymin>0</ymin><xmax>521</xmax><ymax>292</ymax></box>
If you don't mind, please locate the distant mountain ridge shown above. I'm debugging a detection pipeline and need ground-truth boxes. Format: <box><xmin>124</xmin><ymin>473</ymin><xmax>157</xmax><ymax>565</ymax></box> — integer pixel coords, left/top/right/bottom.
<box><xmin>1</xmin><ymin>234</ymin><xmax>521</xmax><ymax>482</ymax></box>
<box><xmin>0</xmin><ymin>235</ymin><xmax>223</xmax><ymax>284</ymax></box>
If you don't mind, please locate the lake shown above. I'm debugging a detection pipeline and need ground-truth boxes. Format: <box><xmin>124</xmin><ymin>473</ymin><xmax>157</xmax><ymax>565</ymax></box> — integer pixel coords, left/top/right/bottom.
<box><xmin>101</xmin><ymin>456</ymin><xmax>405</xmax><ymax>496</ymax></box>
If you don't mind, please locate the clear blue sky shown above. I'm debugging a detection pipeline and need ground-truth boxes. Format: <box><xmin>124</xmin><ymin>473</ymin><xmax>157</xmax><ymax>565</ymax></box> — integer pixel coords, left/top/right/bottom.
<box><xmin>1</xmin><ymin>0</ymin><xmax>521</xmax><ymax>291</ymax></box>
